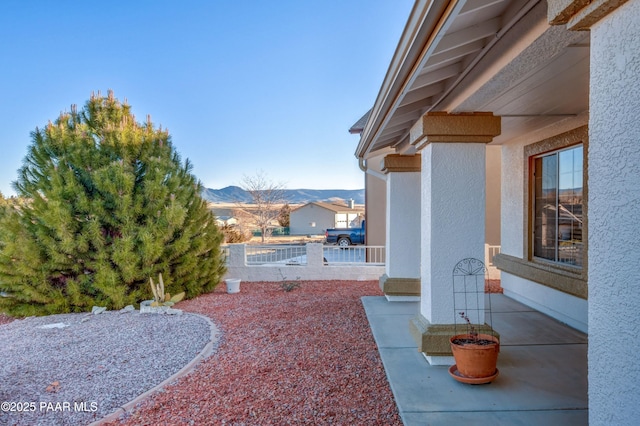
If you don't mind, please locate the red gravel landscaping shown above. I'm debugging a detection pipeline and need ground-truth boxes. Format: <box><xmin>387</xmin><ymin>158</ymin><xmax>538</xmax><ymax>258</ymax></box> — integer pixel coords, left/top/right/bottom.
<box><xmin>0</xmin><ymin>313</ymin><xmax>14</xmax><ymax>326</ymax></box>
<box><xmin>108</xmin><ymin>280</ymin><xmax>402</xmax><ymax>425</ymax></box>
<box><xmin>486</xmin><ymin>279</ymin><xmax>503</xmax><ymax>294</ymax></box>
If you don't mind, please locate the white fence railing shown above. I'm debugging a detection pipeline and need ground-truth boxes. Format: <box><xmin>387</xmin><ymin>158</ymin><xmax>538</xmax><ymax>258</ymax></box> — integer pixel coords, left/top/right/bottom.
<box><xmin>222</xmin><ymin>243</ymin><xmax>498</xmax><ymax>282</ymax></box>
<box><xmin>245</xmin><ymin>245</ymin><xmax>308</xmax><ymax>265</ymax></box>
<box><xmin>485</xmin><ymin>244</ymin><xmax>501</xmax><ymax>266</ymax></box>
<box><xmin>323</xmin><ymin>246</ymin><xmax>385</xmax><ymax>265</ymax></box>
<box><xmin>223</xmin><ymin>243</ymin><xmax>385</xmax><ymax>282</ymax></box>
<box><xmin>485</xmin><ymin>244</ymin><xmax>501</xmax><ymax>278</ymax></box>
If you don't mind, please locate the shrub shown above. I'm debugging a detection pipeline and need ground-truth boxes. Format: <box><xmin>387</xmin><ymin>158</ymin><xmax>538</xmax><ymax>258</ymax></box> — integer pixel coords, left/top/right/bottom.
<box><xmin>0</xmin><ymin>91</ymin><xmax>226</xmax><ymax>316</ymax></box>
<box><xmin>221</xmin><ymin>224</ymin><xmax>250</xmax><ymax>243</ymax></box>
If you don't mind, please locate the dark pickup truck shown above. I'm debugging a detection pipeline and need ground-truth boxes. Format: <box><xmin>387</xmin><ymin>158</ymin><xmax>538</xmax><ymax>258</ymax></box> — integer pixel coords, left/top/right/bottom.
<box><xmin>325</xmin><ymin>221</ymin><xmax>365</xmax><ymax>246</ymax></box>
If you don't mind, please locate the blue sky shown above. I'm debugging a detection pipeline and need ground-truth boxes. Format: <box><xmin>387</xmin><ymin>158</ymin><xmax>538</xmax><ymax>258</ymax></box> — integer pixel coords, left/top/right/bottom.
<box><xmin>0</xmin><ymin>0</ymin><xmax>414</xmax><ymax>197</ymax></box>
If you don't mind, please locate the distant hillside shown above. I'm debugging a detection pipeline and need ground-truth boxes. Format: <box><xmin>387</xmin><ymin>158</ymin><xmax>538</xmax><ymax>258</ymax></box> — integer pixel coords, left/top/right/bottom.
<box><xmin>201</xmin><ymin>186</ymin><xmax>364</xmax><ymax>204</ymax></box>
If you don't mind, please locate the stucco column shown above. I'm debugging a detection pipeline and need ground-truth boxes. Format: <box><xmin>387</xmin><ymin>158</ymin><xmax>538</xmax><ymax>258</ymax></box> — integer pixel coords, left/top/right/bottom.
<box><xmin>548</xmin><ymin>1</ymin><xmax>640</xmax><ymax>424</ymax></box>
<box><xmin>379</xmin><ymin>154</ymin><xmax>421</xmax><ymax>298</ymax></box>
<box><xmin>408</xmin><ymin>112</ymin><xmax>501</xmax><ymax>365</ymax></box>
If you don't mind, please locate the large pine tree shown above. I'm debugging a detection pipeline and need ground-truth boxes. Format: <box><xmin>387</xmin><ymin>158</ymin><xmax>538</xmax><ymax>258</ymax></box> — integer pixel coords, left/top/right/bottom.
<box><xmin>0</xmin><ymin>91</ymin><xmax>225</xmax><ymax>316</ymax></box>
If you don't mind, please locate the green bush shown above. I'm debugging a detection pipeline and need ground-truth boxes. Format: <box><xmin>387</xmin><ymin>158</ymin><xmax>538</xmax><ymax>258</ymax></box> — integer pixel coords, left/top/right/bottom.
<box><xmin>0</xmin><ymin>91</ymin><xmax>226</xmax><ymax>316</ymax></box>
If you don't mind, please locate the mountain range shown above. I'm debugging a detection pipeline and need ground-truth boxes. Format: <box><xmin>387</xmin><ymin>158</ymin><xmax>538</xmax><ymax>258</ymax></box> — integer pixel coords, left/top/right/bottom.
<box><xmin>201</xmin><ymin>186</ymin><xmax>365</xmax><ymax>205</ymax></box>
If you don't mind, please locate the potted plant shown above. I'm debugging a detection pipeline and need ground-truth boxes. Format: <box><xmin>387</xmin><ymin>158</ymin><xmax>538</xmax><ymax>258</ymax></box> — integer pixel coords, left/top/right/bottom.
<box><xmin>449</xmin><ymin>311</ymin><xmax>499</xmax><ymax>384</ymax></box>
<box><xmin>449</xmin><ymin>257</ymin><xmax>499</xmax><ymax>384</ymax></box>
<box><xmin>140</xmin><ymin>273</ymin><xmax>185</xmax><ymax>314</ymax></box>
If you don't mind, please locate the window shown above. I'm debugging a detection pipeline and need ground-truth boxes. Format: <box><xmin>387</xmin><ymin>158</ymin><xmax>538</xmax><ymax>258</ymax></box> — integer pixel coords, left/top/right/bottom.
<box><xmin>493</xmin><ymin>127</ymin><xmax>587</xmax><ymax>299</ymax></box>
<box><xmin>532</xmin><ymin>145</ymin><xmax>583</xmax><ymax>267</ymax></box>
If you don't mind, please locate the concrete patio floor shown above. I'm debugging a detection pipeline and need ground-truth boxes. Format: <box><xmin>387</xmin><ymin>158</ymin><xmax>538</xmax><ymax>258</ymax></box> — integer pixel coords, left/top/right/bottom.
<box><xmin>362</xmin><ymin>294</ymin><xmax>588</xmax><ymax>425</ymax></box>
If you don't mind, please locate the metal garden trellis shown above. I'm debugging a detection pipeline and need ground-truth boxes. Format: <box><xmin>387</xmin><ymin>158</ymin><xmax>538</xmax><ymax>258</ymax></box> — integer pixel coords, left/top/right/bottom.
<box><xmin>452</xmin><ymin>258</ymin><xmax>496</xmax><ymax>339</ymax></box>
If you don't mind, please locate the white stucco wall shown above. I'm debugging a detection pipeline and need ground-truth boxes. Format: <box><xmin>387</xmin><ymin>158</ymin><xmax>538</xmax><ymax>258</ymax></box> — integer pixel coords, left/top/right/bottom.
<box><xmin>498</xmin><ymin>140</ymin><xmax>526</xmax><ymax>259</ymax></box>
<box><xmin>386</xmin><ymin>171</ymin><xmax>421</xmax><ymax>278</ymax></box>
<box><xmin>502</xmin><ymin>274</ymin><xmax>587</xmax><ymax>332</ymax></box>
<box><xmin>421</xmin><ymin>143</ymin><xmax>486</xmax><ymax>324</ymax></box>
<box><xmin>588</xmin><ymin>2</ymin><xmax>640</xmax><ymax>424</ymax></box>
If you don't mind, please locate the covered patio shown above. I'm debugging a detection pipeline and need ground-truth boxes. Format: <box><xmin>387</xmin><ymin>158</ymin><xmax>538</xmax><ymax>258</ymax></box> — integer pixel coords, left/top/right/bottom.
<box><xmin>363</xmin><ymin>293</ymin><xmax>587</xmax><ymax>425</ymax></box>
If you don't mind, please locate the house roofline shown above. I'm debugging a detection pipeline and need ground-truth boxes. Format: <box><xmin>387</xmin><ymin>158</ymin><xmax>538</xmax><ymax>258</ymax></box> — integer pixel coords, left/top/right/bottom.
<box><xmin>354</xmin><ymin>0</ymin><xmax>459</xmax><ymax>159</ymax></box>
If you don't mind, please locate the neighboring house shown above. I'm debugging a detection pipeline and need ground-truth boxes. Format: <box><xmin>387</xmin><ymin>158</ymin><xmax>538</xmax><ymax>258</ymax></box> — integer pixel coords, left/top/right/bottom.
<box><xmin>209</xmin><ymin>206</ymin><xmax>239</xmax><ymax>228</ymax></box>
<box><xmin>214</xmin><ymin>216</ymin><xmax>238</xmax><ymax>227</ymax></box>
<box><xmin>352</xmin><ymin>1</ymin><xmax>639</xmax><ymax>424</ymax></box>
<box><xmin>289</xmin><ymin>201</ymin><xmax>364</xmax><ymax>236</ymax></box>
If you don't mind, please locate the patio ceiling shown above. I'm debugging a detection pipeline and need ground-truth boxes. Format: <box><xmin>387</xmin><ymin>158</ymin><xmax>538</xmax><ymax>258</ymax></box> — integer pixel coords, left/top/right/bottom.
<box><xmin>355</xmin><ymin>0</ymin><xmax>590</xmax><ymax>159</ymax></box>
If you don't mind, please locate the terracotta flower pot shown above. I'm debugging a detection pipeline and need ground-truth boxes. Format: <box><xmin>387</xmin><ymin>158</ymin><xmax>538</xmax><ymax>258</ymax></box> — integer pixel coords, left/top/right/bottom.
<box><xmin>450</xmin><ymin>333</ymin><xmax>499</xmax><ymax>382</ymax></box>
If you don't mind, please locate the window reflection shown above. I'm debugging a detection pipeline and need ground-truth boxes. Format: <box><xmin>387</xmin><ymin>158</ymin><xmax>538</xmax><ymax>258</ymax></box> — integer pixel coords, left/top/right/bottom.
<box><xmin>533</xmin><ymin>145</ymin><xmax>583</xmax><ymax>267</ymax></box>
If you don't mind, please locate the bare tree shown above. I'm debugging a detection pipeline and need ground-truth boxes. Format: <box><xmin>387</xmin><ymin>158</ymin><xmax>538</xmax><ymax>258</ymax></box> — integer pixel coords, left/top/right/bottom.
<box><xmin>239</xmin><ymin>171</ymin><xmax>289</xmax><ymax>243</ymax></box>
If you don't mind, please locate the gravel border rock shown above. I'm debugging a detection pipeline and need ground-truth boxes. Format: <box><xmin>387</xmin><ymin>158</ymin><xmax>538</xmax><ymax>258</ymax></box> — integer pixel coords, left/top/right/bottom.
<box><xmin>0</xmin><ymin>310</ymin><xmax>217</xmax><ymax>426</ymax></box>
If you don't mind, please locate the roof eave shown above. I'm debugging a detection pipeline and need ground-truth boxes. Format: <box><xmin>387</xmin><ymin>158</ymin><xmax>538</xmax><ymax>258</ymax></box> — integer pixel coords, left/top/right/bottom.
<box><xmin>355</xmin><ymin>0</ymin><xmax>455</xmax><ymax>159</ymax></box>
